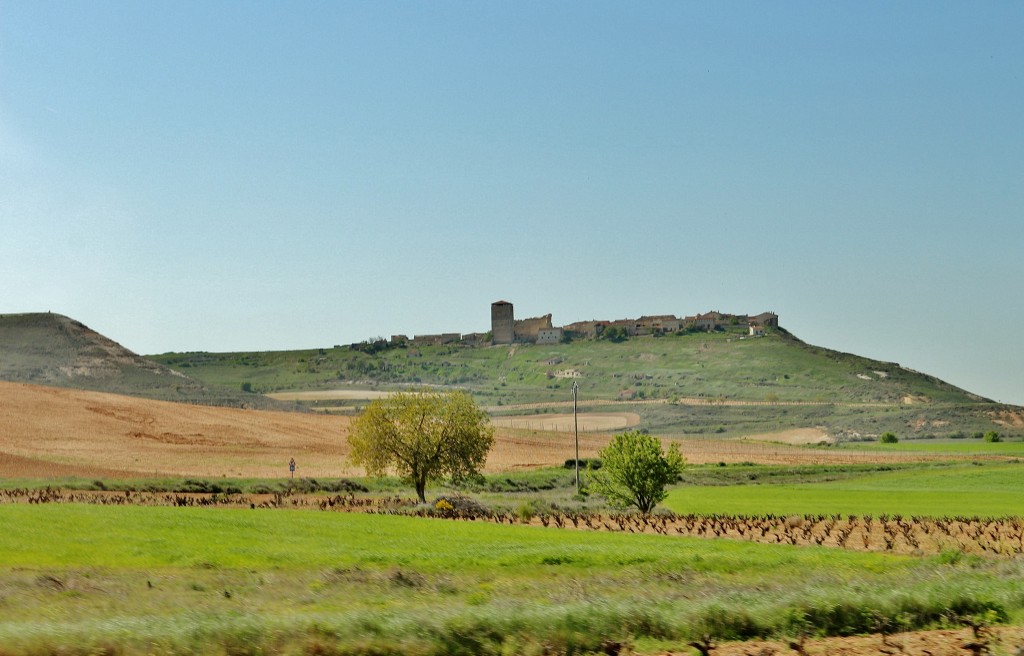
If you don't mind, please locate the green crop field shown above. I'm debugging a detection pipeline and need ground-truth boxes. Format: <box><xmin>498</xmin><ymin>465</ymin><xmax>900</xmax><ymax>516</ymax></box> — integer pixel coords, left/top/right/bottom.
<box><xmin>1</xmin><ymin>504</ymin><xmax>1023</xmax><ymax>655</ymax></box>
<box><xmin>841</xmin><ymin>438</ymin><xmax>1024</xmax><ymax>455</ymax></box>
<box><xmin>665</xmin><ymin>462</ymin><xmax>1024</xmax><ymax>517</ymax></box>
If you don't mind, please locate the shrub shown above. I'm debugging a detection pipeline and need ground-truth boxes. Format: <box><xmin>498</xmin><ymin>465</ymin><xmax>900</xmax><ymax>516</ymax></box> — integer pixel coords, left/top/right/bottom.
<box><xmin>984</xmin><ymin>431</ymin><xmax>1001</xmax><ymax>443</ymax></box>
<box><xmin>563</xmin><ymin>458</ymin><xmax>602</xmax><ymax>471</ymax></box>
<box><xmin>880</xmin><ymin>432</ymin><xmax>899</xmax><ymax>444</ymax></box>
<box><xmin>279</xmin><ymin>478</ymin><xmax>369</xmax><ymax>494</ymax></box>
<box><xmin>432</xmin><ymin>494</ymin><xmax>488</xmax><ymax>516</ymax></box>
<box><xmin>590</xmin><ymin>431</ymin><xmax>685</xmax><ymax>514</ymax></box>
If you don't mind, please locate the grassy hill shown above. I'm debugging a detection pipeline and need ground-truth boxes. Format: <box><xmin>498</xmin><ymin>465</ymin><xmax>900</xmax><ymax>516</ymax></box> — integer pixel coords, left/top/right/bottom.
<box><xmin>0</xmin><ymin>313</ymin><xmax>294</xmax><ymax>410</ymax></box>
<box><xmin>149</xmin><ymin>326</ymin><xmax>1020</xmax><ymax>441</ymax></box>
<box><xmin>1</xmin><ymin>311</ymin><xmax>1015</xmax><ymax>440</ymax></box>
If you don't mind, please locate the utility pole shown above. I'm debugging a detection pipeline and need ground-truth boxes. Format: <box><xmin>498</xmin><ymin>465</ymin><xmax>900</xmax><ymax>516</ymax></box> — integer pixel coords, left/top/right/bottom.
<box><xmin>572</xmin><ymin>380</ymin><xmax>580</xmax><ymax>493</ymax></box>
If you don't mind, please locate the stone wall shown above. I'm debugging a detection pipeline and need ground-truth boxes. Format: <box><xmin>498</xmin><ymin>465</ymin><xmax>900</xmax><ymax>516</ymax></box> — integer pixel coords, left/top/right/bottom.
<box><xmin>514</xmin><ymin>314</ymin><xmax>553</xmax><ymax>342</ymax></box>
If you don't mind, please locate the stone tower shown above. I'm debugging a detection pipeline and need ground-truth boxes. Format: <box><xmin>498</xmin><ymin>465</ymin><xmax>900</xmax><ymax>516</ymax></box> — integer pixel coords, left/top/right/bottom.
<box><xmin>491</xmin><ymin>301</ymin><xmax>514</xmax><ymax>345</ymax></box>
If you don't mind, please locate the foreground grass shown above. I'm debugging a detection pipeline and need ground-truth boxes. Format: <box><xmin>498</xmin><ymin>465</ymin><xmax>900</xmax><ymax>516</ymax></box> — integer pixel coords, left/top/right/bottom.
<box><xmin>0</xmin><ymin>504</ymin><xmax>908</xmax><ymax>571</ymax></box>
<box><xmin>1</xmin><ymin>505</ymin><xmax>1023</xmax><ymax>654</ymax></box>
<box><xmin>666</xmin><ymin>461</ymin><xmax>1024</xmax><ymax>517</ymax></box>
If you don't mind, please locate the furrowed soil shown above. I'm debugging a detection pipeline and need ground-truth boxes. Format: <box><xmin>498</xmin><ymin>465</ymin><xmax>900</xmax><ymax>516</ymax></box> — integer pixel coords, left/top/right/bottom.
<box><xmin>678</xmin><ymin>627</ymin><xmax>1024</xmax><ymax>656</ymax></box>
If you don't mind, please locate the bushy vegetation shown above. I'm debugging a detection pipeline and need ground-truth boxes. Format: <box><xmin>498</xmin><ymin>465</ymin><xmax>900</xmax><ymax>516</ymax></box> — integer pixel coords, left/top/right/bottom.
<box><xmin>590</xmin><ymin>431</ymin><xmax>684</xmax><ymax>513</ymax></box>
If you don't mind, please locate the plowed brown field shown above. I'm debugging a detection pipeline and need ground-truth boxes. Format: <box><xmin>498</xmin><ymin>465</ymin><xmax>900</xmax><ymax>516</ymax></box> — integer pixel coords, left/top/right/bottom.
<box><xmin>0</xmin><ymin>382</ymin><xmax>609</xmax><ymax>478</ymax></box>
<box><xmin>0</xmin><ymin>382</ymin><xmax>969</xmax><ymax>480</ymax></box>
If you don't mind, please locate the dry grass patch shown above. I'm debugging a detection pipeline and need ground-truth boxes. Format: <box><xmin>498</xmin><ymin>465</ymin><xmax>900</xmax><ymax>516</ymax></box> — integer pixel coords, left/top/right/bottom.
<box><xmin>489</xmin><ymin>411</ymin><xmax>641</xmax><ymax>432</ymax></box>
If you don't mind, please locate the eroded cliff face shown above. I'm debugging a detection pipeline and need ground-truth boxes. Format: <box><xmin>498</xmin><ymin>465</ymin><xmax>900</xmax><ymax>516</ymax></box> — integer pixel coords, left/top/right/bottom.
<box><xmin>0</xmin><ymin>312</ymin><xmax>181</xmax><ymax>384</ymax></box>
<box><xmin>0</xmin><ymin>313</ymin><xmax>294</xmax><ymax>410</ymax></box>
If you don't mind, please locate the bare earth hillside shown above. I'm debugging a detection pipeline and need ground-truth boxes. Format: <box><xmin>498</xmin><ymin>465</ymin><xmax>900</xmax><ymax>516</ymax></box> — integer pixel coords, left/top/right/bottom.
<box><xmin>0</xmin><ymin>312</ymin><xmax>294</xmax><ymax>409</ymax></box>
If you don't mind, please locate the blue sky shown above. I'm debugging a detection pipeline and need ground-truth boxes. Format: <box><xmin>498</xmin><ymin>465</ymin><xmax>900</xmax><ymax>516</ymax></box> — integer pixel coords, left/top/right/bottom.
<box><xmin>2</xmin><ymin>3</ymin><xmax>1022</xmax><ymax>404</ymax></box>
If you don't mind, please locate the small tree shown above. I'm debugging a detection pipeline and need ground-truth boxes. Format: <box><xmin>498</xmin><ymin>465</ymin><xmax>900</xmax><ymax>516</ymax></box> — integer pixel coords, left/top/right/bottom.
<box><xmin>880</xmin><ymin>432</ymin><xmax>899</xmax><ymax>444</ymax></box>
<box><xmin>347</xmin><ymin>390</ymin><xmax>494</xmax><ymax>502</ymax></box>
<box><xmin>590</xmin><ymin>431</ymin><xmax>684</xmax><ymax>513</ymax></box>
<box><xmin>600</xmin><ymin>325</ymin><xmax>629</xmax><ymax>342</ymax></box>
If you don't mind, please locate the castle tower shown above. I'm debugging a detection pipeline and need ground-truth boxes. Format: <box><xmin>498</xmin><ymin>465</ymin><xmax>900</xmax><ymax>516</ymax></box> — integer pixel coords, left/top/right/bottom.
<box><xmin>491</xmin><ymin>301</ymin><xmax>514</xmax><ymax>345</ymax></box>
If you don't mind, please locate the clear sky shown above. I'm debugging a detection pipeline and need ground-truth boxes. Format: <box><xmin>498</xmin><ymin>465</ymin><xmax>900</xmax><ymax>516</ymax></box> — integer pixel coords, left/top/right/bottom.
<box><xmin>2</xmin><ymin>3</ymin><xmax>1022</xmax><ymax>404</ymax></box>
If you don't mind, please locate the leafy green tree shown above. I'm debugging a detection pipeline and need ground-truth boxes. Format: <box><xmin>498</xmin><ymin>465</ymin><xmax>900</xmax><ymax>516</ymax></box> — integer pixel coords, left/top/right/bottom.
<box><xmin>600</xmin><ymin>325</ymin><xmax>628</xmax><ymax>342</ymax></box>
<box><xmin>590</xmin><ymin>431</ymin><xmax>684</xmax><ymax>513</ymax></box>
<box><xmin>984</xmin><ymin>431</ymin><xmax>1001</xmax><ymax>443</ymax></box>
<box><xmin>347</xmin><ymin>390</ymin><xmax>494</xmax><ymax>502</ymax></box>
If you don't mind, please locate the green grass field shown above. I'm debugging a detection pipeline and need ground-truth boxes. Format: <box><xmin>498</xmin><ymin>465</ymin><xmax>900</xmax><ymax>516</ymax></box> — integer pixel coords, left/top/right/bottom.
<box><xmin>843</xmin><ymin>438</ymin><xmax>1024</xmax><ymax>455</ymax></box>
<box><xmin>1</xmin><ymin>504</ymin><xmax>1023</xmax><ymax>654</ymax></box>
<box><xmin>666</xmin><ymin>462</ymin><xmax>1024</xmax><ymax>517</ymax></box>
<box><xmin>0</xmin><ymin>504</ymin><xmax>905</xmax><ymax>571</ymax></box>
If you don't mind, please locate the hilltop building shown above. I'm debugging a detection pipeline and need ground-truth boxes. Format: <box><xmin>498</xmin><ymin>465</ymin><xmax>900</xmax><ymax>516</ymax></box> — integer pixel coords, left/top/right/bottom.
<box><xmin>411</xmin><ymin>333</ymin><xmax>460</xmax><ymax>346</ymax></box>
<box><xmin>490</xmin><ymin>301</ymin><xmax>515</xmax><ymax>345</ymax></box>
<box><xmin>491</xmin><ymin>301</ymin><xmax>560</xmax><ymax>345</ymax></box>
<box><xmin>562</xmin><ymin>320</ymin><xmax>603</xmax><ymax>338</ymax></box>
<box><xmin>750</xmin><ymin>312</ymin><xmax>779</xmax><ymax>328</ymax></box>
<box><xmin>386</xmin><ymin>303</ymin><xmax>779</xmax><ymax>350</ymax></box>
<box><xmin>637</xmin><ymin>315</ymin><xmax>682</xmax><ymax>334</ymax></box>
<box><xmin>536</xmin><ymin>327</ymin><xmax>563</xmax><ymax>345</ymax></box>
<box><xmin>514</xmin><ymin>314</ymin><xmax>553</xmax><ymax>342</ymax></box>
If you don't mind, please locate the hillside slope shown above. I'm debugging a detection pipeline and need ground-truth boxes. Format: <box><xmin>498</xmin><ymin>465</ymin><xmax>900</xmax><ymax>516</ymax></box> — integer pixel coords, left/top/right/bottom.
<box><xmin>150</xmin><ymin>328</ymin><xmax>985</xmax><ymax>404</ymax></box>
<box><xmin>0</xmin><ymin>313</ymin><xmax>292</xmax><ymax>410</ymax></box>
<box><xmin>151</xmin><ymin>327</ymin><xmax>1019</xmax><ymax>441</ymax></box>
<box><xmin>2</xmin><ymin>312</ymin><xmax>1015</xmax><ymax>441</ymax></box>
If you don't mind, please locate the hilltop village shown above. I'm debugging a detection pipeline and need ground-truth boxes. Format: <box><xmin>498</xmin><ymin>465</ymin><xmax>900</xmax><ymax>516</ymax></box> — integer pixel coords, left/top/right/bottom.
<box><xmin>387</xmin><ymin>301</ymin><xmax>779</xmax><ymax>348</ymax></box>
